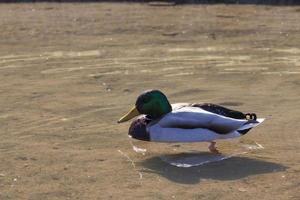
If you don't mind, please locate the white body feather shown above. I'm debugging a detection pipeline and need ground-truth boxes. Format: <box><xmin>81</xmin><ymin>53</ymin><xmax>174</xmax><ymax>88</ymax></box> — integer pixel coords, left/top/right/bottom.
<box><xmin>147</xmin><ymin>105</ymin><xmax>264</xmax><ymax>143</ymax></box>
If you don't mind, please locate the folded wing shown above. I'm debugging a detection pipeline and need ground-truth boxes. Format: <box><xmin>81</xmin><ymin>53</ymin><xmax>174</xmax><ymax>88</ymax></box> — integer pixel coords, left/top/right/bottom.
<box><xmin>158</xmin><ymin>106</ymin><xmax>250</xmax><ymax>134</ymax></box>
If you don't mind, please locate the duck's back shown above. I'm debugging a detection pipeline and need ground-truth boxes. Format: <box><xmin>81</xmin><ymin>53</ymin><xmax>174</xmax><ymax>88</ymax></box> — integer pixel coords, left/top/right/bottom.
<box><xmin>158</xmin><ymin>106</ymin><xmax>248</xmax><ymax>134</ymax></box>
<box><xmin>191</xmin><ymin>103</ymin><xmax>246</xmax><ymax>119</ymax></box>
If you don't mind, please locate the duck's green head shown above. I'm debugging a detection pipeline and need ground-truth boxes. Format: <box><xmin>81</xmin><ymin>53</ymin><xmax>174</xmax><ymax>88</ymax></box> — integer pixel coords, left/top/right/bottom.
<box><xmin>118</xmin><ymin>90</ymin><xmax>172</xmax><ymax>123</ymax></box>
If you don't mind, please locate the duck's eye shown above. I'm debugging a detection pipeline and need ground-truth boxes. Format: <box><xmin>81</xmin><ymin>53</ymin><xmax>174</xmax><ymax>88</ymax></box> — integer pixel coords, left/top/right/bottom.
<box><xmin>142</xmin><ymin>98</ymin><xmax>149</xmax><ymax>103</ymax></box>
<box><xmin>142</xmin><ymin>95</ymin><xmax>151</xmax><ymax>103</ymax></box>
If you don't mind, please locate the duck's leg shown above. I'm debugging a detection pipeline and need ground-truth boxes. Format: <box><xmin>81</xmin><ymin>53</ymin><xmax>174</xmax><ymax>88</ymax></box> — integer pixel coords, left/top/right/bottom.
<box><xmin>208</xmin><ymin>141</ymin><xmax>220</xmax><ymax>154</ymax></box>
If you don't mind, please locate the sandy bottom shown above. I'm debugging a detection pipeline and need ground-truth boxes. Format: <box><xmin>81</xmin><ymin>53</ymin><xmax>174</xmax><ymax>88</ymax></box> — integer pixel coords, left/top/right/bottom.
<box><xmin>0</xmin><ymin>2</ymin><xmax>299</xmax><ymax>200</ymax></box>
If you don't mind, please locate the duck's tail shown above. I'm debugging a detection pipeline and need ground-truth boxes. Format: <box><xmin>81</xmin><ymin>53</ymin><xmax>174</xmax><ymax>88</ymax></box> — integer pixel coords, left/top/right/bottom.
<box><xmin>237</xmin><ymin>118</ymin><xmax>265</xmax><ymax>135</ymax></box>
<box><xmin>245</xmin><ymin>113</ymin><xmax>257</xmax><ymax>120</ymax></box>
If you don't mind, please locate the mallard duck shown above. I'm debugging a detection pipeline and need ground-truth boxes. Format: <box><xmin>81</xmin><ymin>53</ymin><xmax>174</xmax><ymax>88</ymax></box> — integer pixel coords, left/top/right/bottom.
<box><xmin>118</xmin><ymin>90</ymin><xmax>264</xmax><ymax>153</ymax></box>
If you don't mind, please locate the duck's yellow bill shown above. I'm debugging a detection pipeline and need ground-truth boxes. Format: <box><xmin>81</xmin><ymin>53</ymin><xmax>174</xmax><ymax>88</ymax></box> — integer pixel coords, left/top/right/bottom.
<box><xmin>118</xmin><ymin>106</ymin><xmax>140</xmax><ymax>123</ymax></box>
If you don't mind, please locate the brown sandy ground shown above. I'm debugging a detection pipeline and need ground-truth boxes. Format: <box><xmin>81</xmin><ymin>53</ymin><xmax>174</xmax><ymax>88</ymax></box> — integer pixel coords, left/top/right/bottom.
<box><xmin>0</xmin><ymin>3</ymin><xmax>299</xmax><ymax>200</ymax></box>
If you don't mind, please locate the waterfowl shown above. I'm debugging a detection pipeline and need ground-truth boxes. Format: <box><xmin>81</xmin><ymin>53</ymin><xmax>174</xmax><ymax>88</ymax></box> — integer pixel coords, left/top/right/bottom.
<box><xmin>118</xmin><ymin>90</ymin><xmax>264</xmax><ymax>153</ymax></box>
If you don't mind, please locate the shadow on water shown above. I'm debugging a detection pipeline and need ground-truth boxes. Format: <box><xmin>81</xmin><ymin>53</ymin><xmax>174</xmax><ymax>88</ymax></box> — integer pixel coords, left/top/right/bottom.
<box><xmin>1</xmin><ymin>0</ymin><xmax>299</xmax><ymax>5</ymax></box>
<box><xmin>139</xmin><ymin>153</ymin><xmax>287</xmax><ymax>184</ymax></box>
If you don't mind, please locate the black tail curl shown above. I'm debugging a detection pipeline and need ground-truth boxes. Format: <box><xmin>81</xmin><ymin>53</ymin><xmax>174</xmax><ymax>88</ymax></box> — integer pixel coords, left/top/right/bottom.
<box><xmin>245</xmin><ymin>113</ymin><xmax>257</xmax><ymax>121</ymax></box>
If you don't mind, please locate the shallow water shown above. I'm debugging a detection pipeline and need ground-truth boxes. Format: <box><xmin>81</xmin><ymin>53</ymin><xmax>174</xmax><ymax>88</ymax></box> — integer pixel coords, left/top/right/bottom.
<box><xmin>130</xmin><ymin>140</ymin><xmax>264</xmax><ymax>167</ymax></box>
<box><xmin>0</xmin><ymin>3</ymin><xmax>299</xmax><ymax>200</ymax></box>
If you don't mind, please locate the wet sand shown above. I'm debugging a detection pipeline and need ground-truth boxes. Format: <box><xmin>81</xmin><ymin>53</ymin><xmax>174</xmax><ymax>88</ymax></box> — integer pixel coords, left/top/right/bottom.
<box><xmin>0</xmin><ymin>3</ymin><xmax>299</xmax><ymax>199</ymax></box>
